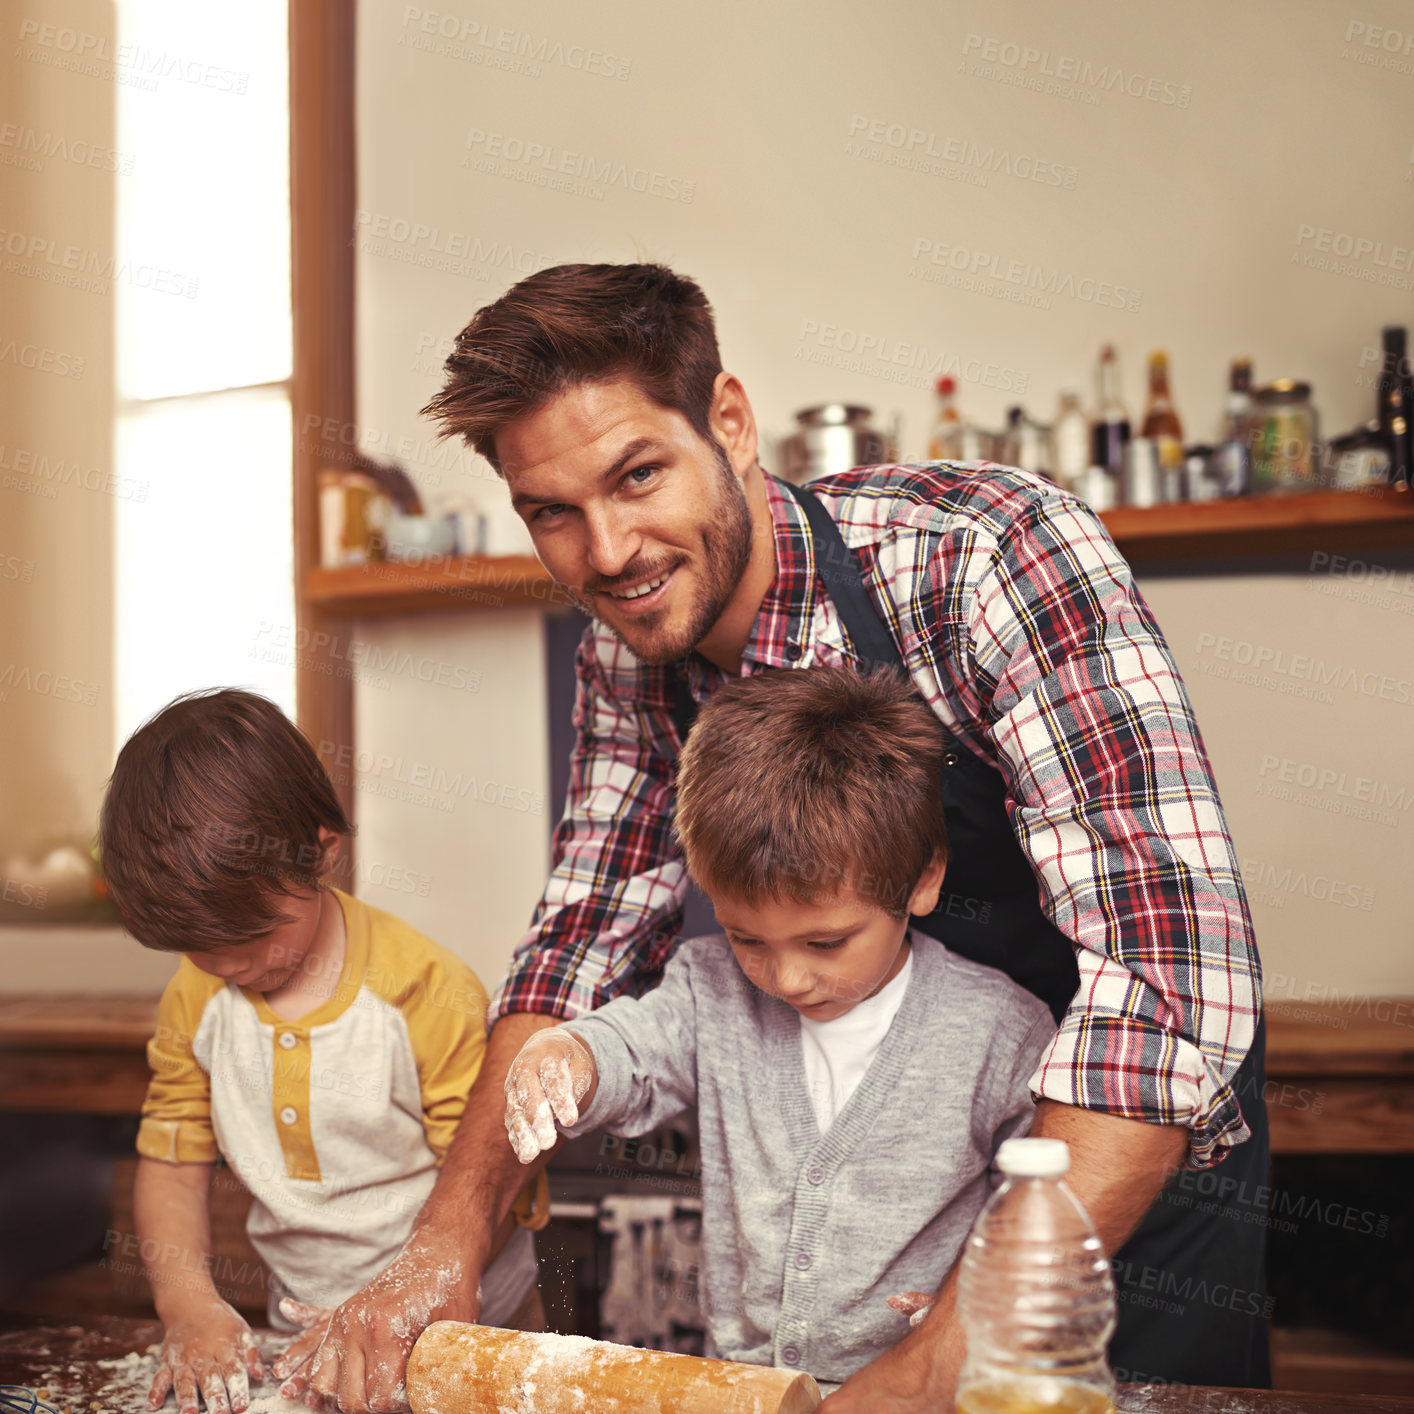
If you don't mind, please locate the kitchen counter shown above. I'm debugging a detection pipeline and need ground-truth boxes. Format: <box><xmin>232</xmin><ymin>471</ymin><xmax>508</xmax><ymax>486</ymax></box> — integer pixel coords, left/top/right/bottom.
<box><xmin>2</xmin><ymin>1315</ymin><xmax>1412</xmax><ymax>1414</ymax></box>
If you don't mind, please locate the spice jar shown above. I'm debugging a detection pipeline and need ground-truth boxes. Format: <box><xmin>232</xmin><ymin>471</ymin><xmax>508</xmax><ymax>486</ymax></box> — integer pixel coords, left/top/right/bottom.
<box><xmin>1250</xmin><ymin>380</ymin><xmax>1317</xmax><ymax>494</ymax></box>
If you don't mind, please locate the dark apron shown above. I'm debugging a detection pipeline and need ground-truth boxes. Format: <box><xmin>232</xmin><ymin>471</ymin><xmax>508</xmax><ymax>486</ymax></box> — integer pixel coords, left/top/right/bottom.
<box><xmin>671</xmin><ymin>480</ymin><xmax>1271</xmax><ymax>1388</ymax></box>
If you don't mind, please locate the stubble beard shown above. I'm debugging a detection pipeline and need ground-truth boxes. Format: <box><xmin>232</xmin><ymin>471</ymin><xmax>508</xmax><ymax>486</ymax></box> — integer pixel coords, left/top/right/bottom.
<box><xmin>568</xmin><ymin>447</ymin><xmax>754</xmax><ymax>666</ymax></box>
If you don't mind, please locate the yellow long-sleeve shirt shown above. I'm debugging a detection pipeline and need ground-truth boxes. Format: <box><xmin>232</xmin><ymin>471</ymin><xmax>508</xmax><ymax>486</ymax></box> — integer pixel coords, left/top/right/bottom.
<box><xmin>139</xmin><ymin>888</ymin><xmax>545</xmax><ymax>1318</ymax></box>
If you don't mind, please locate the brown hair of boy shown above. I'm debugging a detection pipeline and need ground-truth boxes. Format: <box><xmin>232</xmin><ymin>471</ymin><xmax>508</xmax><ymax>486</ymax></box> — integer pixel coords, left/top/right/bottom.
<box><xmin>99</xmin><ymin>689</ymin><xmax>351</xmax><ymax>952</ymax></box>
<box><xmin>420</xmin><ymin>262</ymin><xmax>723</xmax><ymax>474</ymax></box>
<box><xmin>674</xmin><ymin>667</ymin><xmax>948</xmax><ymax>918</ymax></box>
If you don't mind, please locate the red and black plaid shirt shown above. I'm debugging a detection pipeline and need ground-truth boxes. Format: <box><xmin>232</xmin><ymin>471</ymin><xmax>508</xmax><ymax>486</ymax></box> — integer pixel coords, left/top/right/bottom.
<box><xmin>491</xmin><ymin>464</ymin><xmax>1260</xmax><ymax>1167</ymax></box>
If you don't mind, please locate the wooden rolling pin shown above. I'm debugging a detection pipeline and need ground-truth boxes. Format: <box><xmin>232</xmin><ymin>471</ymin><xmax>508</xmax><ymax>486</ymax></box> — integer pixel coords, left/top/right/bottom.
<box><xmin>406</xmin><ymin>1320</ymin><xmax>822</xmax><ymax>1414</ymax></box>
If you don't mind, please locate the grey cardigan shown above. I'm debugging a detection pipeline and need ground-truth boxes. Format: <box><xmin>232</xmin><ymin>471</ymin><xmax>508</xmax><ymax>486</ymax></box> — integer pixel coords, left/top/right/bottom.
<box><xmin>565</xmin><ymin>933</ymin><xmax>1056</xmax><ymax>1384</ymax></box>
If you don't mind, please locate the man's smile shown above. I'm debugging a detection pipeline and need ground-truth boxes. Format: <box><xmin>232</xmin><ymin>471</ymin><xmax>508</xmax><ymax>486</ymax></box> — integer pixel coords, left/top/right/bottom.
<box><xmin>597</xmin><ymin>564</ymin><xmax>679</xmax><ymax>615</ymax></box>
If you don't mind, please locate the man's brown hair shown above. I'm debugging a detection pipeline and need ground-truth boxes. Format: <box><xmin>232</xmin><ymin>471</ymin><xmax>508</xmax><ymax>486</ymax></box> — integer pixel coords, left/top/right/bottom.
<box><xmin>99</xmin><ymin>689</ymin><xmax>351</xmax><ymax>952</ymax></box>
<box><xmin>420</xmin><ymin>262</ymin><xmax>722</xmax><ymax>473</ymax></box>
<box><xmin>674</xmin><ymin>667</ymin><xmax>948</xmax><ymax>918</ymax></box>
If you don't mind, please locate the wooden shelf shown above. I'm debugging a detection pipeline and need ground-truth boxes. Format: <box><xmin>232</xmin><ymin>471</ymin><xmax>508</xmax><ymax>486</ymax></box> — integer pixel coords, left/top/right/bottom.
<box><xmin>1100</xmin><ymin>486</ymin><xmax>1414</xmax><ymax>565</ymax></box>
<box><xmin>305</xmin><ymin>554</ymin><xmax>571</xmax><ymax>616</ymax></box>
<box><xmin>303</xmin><ymin>490</ymin><xmax>1414</xmax><ymax>616</ymax></box>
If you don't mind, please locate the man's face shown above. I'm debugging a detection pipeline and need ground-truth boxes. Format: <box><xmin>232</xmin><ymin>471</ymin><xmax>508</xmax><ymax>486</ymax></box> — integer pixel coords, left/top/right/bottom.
<box><xmin>497</xmin><ymin>378</ymin><xmax>753</xmax><ymax>665</ymax></box>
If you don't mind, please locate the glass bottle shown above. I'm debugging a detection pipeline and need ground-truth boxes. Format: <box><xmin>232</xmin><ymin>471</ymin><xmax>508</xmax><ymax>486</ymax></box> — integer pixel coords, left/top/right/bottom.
<box><xmin>1377</xmin><ymin>327</ymin><xmax>1413</xmax><ymax>489</ymax></box>
<box><xmin>1213</xmin><ymin>358</ymin><xmax>1253</xmax><ymax>497</ymax></box>
<box><xmin>1052</xmin><ymin>391</ymin><xmax>1090</xmax><ymax>493</ymax></box>
<box><xmin>1092</xmin><ymin>345</ymin><xmax>1130</xmax><ymax>479</ymax></box>
<box><xmin>930</xmin><ymin>376</ymin><xmax>995</xmax><ymax>462</ymax></box>
<box><xmin>1141</xmin><ymin>351</ymin><xmax>1184</xmax><ymax>496</ymax></box>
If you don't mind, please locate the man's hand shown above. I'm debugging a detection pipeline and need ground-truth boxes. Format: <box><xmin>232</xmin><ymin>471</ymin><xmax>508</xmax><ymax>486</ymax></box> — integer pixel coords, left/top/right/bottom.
<box><xmin>147</xmin><ymin>1294</ymin><xmax>264</xmax><ymax>1414</ymax></box>
<box><xmin>303</xmin><ymin>1012</ymin><xmax>558</xmax><ymax>1414</ymax></box>
<box><xmin>820</xmin><ymin>1283</ymin><xmax>962</xmax><ymax>1413</ymax></box>
<box><xmin>305</xmin><ymin>1229</ymin><xmax>476</xmax><ymax>1413</ymax></box>
<box><xmin>503</xmin><ymin>1027</ymin><xmax>597</xmax><ymax>1163</ymax></box>
<box><xmin>824</xmin><ymin>1102</ymin><xmax>1189</xmax><ymax>1413</ymax></box>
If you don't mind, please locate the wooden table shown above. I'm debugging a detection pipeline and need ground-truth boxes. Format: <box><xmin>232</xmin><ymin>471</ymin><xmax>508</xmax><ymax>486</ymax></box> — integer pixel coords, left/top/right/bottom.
<box><xmin>3</xmin><ymin>1315</ymin><xmax>1413</xmax><ymax>1414</ymax></box>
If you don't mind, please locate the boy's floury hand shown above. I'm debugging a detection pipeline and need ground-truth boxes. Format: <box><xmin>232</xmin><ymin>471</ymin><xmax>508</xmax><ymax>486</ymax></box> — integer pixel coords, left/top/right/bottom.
<box><xmin>147</xmin><ymin>1296</ymin><xmax>264</xmax><ymax>1414</ymax></box>
<box><xmin>503</xmin><ymin>1027</ymin><xmax>595</xmax><ymax>1163</ymax></box>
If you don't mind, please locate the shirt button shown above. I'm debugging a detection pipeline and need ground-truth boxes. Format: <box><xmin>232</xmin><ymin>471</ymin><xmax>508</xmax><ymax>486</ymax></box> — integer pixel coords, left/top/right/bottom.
<box><xmin>279</xmin><ymin>1106</ymin><xmax>298</xmax><ymax>1126</ymax></box>
<box><xmin>278</xmin><ymin>1032</ymin><xmax>298</xmax><ymax>1049</ymax></box>
<box><xmin>782</xmin><ymin>1345</ymin><xmax>800</xmax><ymax>1366</ymax></box>
<box><xmin>807</xmin><ymin>1166</ymin><xmax>825</xmax><ymax>1185</ymax></box>
<box><xmin>794</xmin><ymin>1252</ymin><xmax>813</xmax><ymax>1270</ymax></box>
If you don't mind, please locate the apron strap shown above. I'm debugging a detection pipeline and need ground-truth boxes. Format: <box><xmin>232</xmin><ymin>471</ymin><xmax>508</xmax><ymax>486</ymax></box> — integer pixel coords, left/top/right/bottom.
<box><xmin>782</xmin><ymin>481</ymin><xmax>903</xmax><ymax>673</ymax></box>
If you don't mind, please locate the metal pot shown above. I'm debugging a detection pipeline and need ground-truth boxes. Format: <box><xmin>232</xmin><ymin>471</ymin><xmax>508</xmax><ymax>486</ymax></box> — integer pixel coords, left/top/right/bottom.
<box><xmin>781</xmin><ymin>404</ymin><xmax>890</xmax><ymax>484</ymax></box>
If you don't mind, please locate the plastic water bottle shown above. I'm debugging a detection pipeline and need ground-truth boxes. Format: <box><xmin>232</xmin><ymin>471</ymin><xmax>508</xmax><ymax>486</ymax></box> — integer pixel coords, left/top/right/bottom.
<box><xmin>956</xmin><ymin>1137</ymin><xmax>1118</xmax><ymax>1414</ymax></box>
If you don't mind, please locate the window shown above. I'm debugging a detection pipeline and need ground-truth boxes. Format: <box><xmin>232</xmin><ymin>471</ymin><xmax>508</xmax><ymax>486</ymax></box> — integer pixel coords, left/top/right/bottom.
<box><xmin>113</xmin><ymin>0</ymin><xmax>293</xmax><ymax>743</ymax></box>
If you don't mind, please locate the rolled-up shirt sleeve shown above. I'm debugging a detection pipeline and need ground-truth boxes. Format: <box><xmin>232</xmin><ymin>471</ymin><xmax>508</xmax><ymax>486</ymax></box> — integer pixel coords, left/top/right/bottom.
<box><xmin>965</xmin><ymin>494</ymin><xmax>1259</xmax><ymax>1168</ymax></box>
<box><xmin>488</xmin><ymin>629</ymin><xmax>689</xmax><ymax>1026</ymax></box>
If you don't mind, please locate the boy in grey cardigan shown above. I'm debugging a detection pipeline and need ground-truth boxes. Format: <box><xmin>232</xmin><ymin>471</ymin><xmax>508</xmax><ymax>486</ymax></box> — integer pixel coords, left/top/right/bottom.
<box><xmin>504</xmin><ymin>667</ymin><xmax>1055</xmax><ymax>1387</ymax></box>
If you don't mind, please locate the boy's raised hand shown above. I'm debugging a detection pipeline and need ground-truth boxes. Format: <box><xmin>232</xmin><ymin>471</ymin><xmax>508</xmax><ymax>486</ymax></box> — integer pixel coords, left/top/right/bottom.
<box><xmin>502</xmin><ymin>1027</ymin><xmax>596</xmax><ymax>1163</ymax></box>
<box><xmin>147</xmin><ymin>1294</ymin><xmax>264</xmax><ymax>1414</ymax></box>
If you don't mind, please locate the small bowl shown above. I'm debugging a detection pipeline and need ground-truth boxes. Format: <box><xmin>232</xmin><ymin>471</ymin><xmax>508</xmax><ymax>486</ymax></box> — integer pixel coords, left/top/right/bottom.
<box><xmin>384</xmin><ymin>513</ymin><xmax>457</xmax><ymax>563</ymax></box>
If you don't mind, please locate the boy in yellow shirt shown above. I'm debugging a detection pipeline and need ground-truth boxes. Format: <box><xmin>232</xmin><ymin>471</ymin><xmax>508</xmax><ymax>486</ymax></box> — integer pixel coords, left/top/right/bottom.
<box><xmin>101</xmin><ymin>689</ymin><xmax>546</xmax><ymax>1414</ymax></box>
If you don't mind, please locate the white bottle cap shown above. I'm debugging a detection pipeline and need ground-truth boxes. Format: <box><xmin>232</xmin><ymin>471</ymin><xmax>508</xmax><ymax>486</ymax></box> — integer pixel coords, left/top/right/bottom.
<box><xmin>997</xmin><ymin>1137</ymin><xmax>1070</xmax><ymax>1177</ymax></box>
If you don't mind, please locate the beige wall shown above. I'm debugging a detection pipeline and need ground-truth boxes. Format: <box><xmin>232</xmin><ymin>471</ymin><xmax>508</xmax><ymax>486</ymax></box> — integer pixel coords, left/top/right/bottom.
<box><xmin>7</xmin><ymin>2</ymin><xmax>1407</xmax><ymax>994</ymax></box>
<box><xmin>354</xmin><ymin>0</ymin><xmax>1414</xmax><ymax>999</ymax></box>
<box><xmin>0</xmin><ymin>1</ymin><xmax>117</xmax><ymax>909</ymax></box>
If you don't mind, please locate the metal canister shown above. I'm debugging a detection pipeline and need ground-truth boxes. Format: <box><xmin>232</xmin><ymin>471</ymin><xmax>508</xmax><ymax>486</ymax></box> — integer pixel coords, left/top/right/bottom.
<box><xmin>781</xmin><ymin>404</ymin><xmax>890</xmax><ymax>484</ymax></box>
<box><xmin>1250</xmin><ymin>380</ymin><xmax>1317</xmax><ymax>494</ymax></box>
<box><xmin>1123</xmin><ymin>438</ymin><xmax>1164</xmax><ymax>508</ymax></box>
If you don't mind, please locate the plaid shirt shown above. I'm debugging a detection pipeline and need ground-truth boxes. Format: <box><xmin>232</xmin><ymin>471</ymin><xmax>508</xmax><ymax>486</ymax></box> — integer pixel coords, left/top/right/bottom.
<box><xmin>491</xmin><ymin>464</ymin><xmax>1261</xmax><ymax>1167</ymax></box>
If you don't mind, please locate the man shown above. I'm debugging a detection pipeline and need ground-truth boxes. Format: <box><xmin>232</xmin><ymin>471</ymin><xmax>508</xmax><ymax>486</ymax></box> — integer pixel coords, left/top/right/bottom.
<box><xmin>304</xmin><ymin>264</ymin><xmax>1266</xmax><ymax>1413</ymax></box>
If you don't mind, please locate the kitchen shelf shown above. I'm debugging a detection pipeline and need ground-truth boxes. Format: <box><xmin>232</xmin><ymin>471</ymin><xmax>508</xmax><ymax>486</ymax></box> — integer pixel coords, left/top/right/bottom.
<box><xmin>1100</xmin><ymin>485</ymin><xmax>1414</xmax><ymax>566</ymax></box>
<box><xmin>305</xmin><ymin>554</ymin><xmax>569</xmax><ymax>616</ymax></box>
<box><xmin>303</xmin><ymin>489</ymin><xmax>1414</xmax><ymax>616</ymax></box>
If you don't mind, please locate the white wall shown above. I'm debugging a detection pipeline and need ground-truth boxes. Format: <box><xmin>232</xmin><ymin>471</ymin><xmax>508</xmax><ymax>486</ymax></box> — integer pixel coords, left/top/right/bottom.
<box><xmin>351</xmin><ymin>0</ymin><xmax>1414</xmax><ymax>997</ymax></box>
